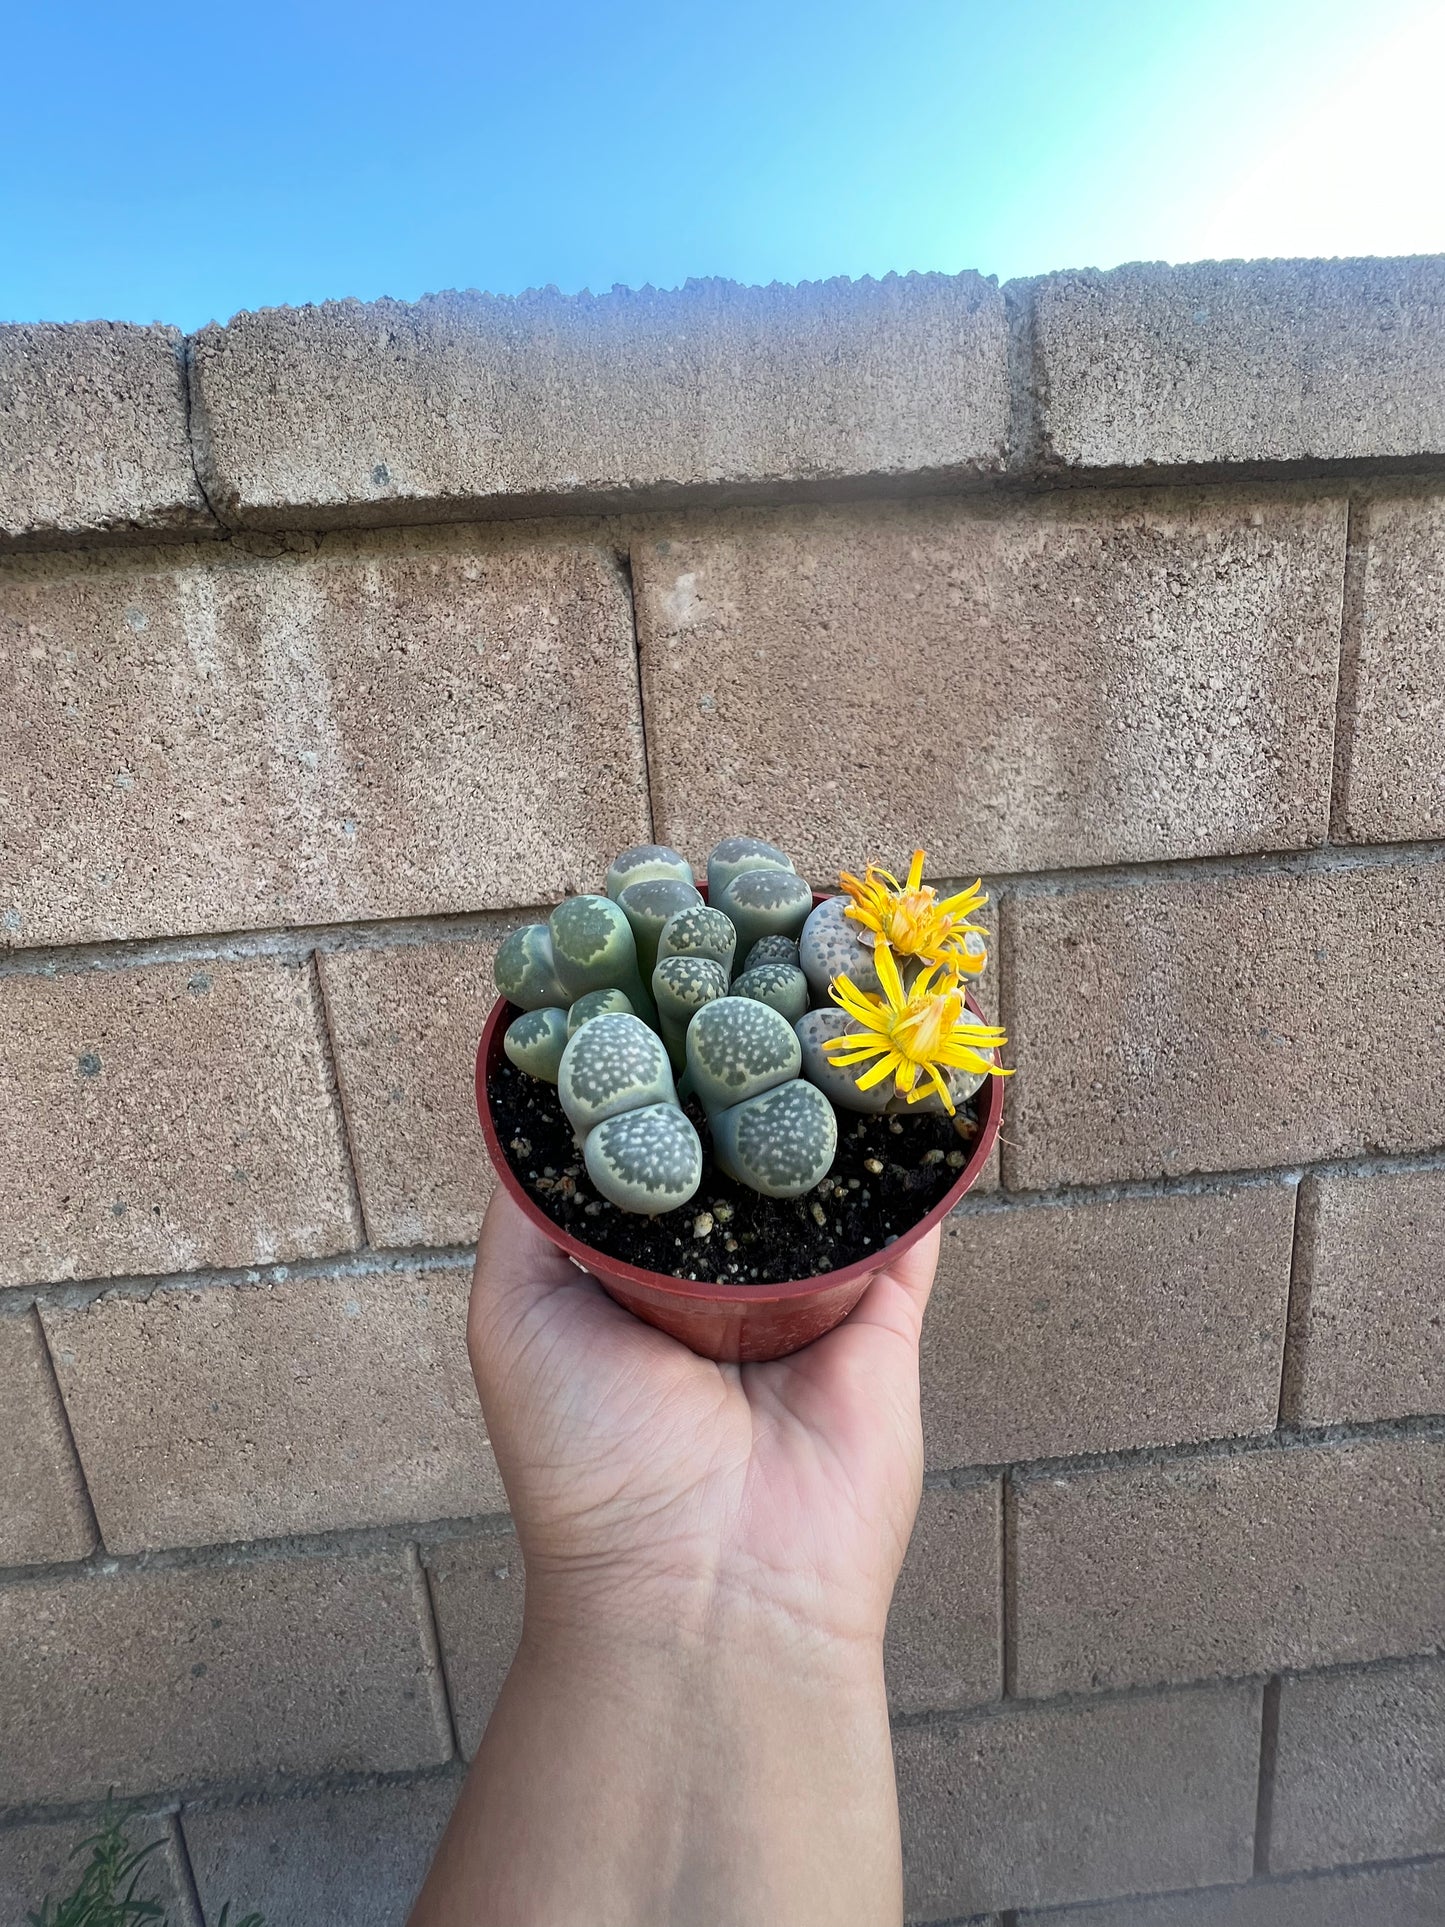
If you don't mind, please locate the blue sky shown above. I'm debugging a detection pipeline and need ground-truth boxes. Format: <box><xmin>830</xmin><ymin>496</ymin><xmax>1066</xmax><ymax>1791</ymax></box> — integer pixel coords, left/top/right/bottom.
<box><xmin>4</xmin><ymin>0</ymin><xmax>1442</xmax><ymax>330</ymax></box>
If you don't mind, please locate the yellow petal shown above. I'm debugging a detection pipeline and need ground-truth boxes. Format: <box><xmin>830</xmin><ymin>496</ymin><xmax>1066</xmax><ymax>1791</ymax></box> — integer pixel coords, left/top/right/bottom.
<box><xmin>856</xmin><ymin>1053</ymin><xmax>902</xmax><ymax>1090</ymax></box>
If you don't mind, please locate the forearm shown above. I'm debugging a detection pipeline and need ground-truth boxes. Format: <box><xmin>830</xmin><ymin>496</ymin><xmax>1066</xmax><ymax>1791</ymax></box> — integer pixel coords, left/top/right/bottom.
<box><xmin>409</xmin><ymin>1600</ymin><xmax>900</xmax><ymax>1927</ymax></box>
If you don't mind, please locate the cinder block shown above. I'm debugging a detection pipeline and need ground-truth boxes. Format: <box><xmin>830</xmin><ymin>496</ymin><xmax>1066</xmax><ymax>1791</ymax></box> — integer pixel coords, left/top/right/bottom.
<box><xmin>0</xmin><ymin>321</ymin><xmax>214</xmax><ymax>548</ymax></box>
<box><xmin>0</xmin><ymin>524</ymin><xmax>647</xmax><ymax>949</ymax></box>
<box><xmin>0</xmin><ymin>1310</ymin><xmax>95</xmax><ymax>1563</ymax></box>
<box><xmin>187</xmin><ymin>275</ymin><xmax>1010</xmax><ymax>530</ymax></box>
<box><xmin>184</xmin><ymin>1773</ymin><xmax>461</xmax><ymax>1927</ymax></box>
<box><xmin>1028</xmin><ymin>1856</ymin><xmax>1445</xmax><ymax>1925</ymax></box>
<box><xmin>1020</xmin><ymin>257</ymin><xmax>1445</xmax><ymax>470</ymax></box>
<box><xmin>633</xmin><ymin>493</ymin><xmax>1344</xmax><ymax>881</ymax></box>
<box><xmin>424</xmin><ymin>1530</ymin><xmax>525</xmax><ymax>1756</ymax></box>
<box><xmin>0</xmin><ymin>958</ymin><xmax>359</xmax><ymax>1289</ymax></box>
<box><xmin>923</xmin><ymin>1186</ymin><xmax>1293</xmax><ymax>1469</ymax></box>
<box><xmin>1271</xmin><ymin>1656</ymin><xmax>1445</xmax><ymax>1873</ymax></box>
<box><xmin>886</xmin><ymin>1482</ymin><xmax>1002</xmax><ymax>1715</ymax></box>
<box><xmin>42</xmin><ymin>1262</ymin><xmax>503</xmax><ymax>1554</ymax></box>
<box><xmin>1288</xmin><ymin>1166</ymin><xmax>1445</xmax><ymax>1424</ymax></box>
<box><xmin>318</xmin><ymin>938</ymin><xmax>499</xmax><ymax>1249</ymax></box>
<box><xmin>1013</xmin><ymin>1437</ymin><xmax>1445</xmax><ymax>1697</ymax></box>
<box><xmin>1003</xmin><ymin>862</ymin><xmax>1445</xmax><ymax>1190</ymax></box>
<box><xmin>1336</xmin><ymin>493</ymin><xmax>1445</xmax><ymax>842</ymax></box>
<box><xmin>0</xmin><ymin>1811</ymin><xmax>190</xmax><ymax>1923</ymax></box>
<box><xmin>897</xmin><ymin>1683</ymin><xmax>1259</xmax><ymax>1917</ymax></box>
<box><xmin>0</xmin><ymin>1548</ymin><xmax>451</xmax><ymax>1804</ymax></box>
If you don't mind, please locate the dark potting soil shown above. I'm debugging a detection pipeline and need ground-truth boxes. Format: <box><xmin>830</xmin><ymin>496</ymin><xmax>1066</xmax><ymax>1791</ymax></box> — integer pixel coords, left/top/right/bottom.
<box><xmin>488</xmin><ymin>1053</ymin><xmax>981</xmax><ymax>1286</ymax></box>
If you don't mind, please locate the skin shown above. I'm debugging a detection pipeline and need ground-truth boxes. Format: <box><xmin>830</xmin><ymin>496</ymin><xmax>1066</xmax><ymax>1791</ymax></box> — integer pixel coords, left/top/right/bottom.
<box><xmin>408</xmin><ymin>1188</ymin><xmax>941</xmax><ymax>1927</ymax></box>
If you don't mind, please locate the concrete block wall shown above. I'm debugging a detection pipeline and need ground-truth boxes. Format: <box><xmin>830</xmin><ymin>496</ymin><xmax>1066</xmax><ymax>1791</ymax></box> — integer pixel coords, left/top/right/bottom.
<box><xmin>1</xmin><ymin>259</ymin><xmax>1442</xmax><ymax>1926</ymax></box>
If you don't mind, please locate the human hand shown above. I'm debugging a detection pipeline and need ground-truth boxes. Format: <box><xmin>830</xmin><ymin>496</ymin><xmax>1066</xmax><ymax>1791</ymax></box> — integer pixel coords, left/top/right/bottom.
<box><xmin>467</xmin><ymin>1187</ymin><xmax>941</xmax><ymax>1653</ymax></box>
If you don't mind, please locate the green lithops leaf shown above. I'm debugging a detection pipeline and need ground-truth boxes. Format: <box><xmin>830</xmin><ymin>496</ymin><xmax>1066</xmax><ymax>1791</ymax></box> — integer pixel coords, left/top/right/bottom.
<box><xmin>711</xmin><ymin>1079</ymin><xmax>839</xmax><ymax>1199</ymax></box>
<box><xmin>732</xmin><ymin>961</ymin><xmax>810</xmax><ymax>1023</ymax></box>
<box><xmin>705</xmin><ymin>835</ymin><xmax>795</xmax><ymax>901</ymax></box>
<box><xmin>796</xmin><ymin>1007</ymin><xmax>892</xmax><ymax>1113</ymax></box>
<box><xmin>494</xmin><ymin>923</ymin><xmax>567</xmax><ymax>1011</ymax></box>
<box><xmin>584</xmin><ymin>1102</ymin><xmax>704</xmax><ymax>1215</ymax></box>
<box><xmin>684</xmin><ymin>994</ymin><xmax>801</xmax><ymax>1117</ymax></box>
<box><xmin>566</xmin><ymin>988</ymin><xmax>635</xmax><ymax>1036</ymax></box>
<box><xmin>652</xmin><ymin>953</ymin><xmax>729</xmax><ymax>1067</ymax></box>
<box><xmin>562</xmin><ymin>1017</ymin><xmax>682</xmax><ymax>1133</ymax></box>
<box><xmin>549</xmin><ymin>894</ymin><xmax>655</xmax><ymax>1020</ymax></box>
<box><xmin>557</xmin><ymin>1011</ymin><xmax>677</xmax><ymax>1137</ymax></box>
<box><xmin>716</xmin><ymin>867</ymin><xmax>815</xmax><ymax>955</ymax></box>
<box><xmin>503</xmin><ymin>1006</ymin><xmax>570</xmax><ymax>1082</ymax></box>
<box><xmin>605</xmin><ymin>843</ymin><xmax>696</xmax><ymax>901</ymax></box>
<box><xmin>743</xmin><ymin>933</ymin><xmax>801</xmax><ymax>972</ymax></box>
<box><xmin>656</xmin><ymin>904</ymin><xmax>737</xmax><ymax>975</ymax></box>
<box><xmin>799</xmin><ymin>893</ymin><xmax>882</xmax><ymax>1002</ymax></box>
<box><xmin>618</xmin><ymin>877</ymin><xmax>704</xmax><ymax>982</ymax></box>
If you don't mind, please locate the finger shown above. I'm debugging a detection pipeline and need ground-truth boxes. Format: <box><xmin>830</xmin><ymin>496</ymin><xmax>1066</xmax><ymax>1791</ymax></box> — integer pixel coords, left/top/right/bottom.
<box><xmin>468</xmin><ymin>1187</ymin><xmax>581</xmax><ymax>1340</ymax></box>
<box><xmin>840</xmin><ymin>1220</ymin><xmax>942</xmax><ymax>1345</ymax></box>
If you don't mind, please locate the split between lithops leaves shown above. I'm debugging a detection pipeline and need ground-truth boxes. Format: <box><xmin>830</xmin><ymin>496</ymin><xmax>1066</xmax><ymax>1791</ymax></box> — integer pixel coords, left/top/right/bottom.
<box><xmin>556</xmin><ymin>1011</ymin><xmax>703</xmax><ymax>1214</ymax></box>
<box><xmin>566</xmin><ymin>988</ymin><xmax>634</xmax><ymax>1036</ymax></box>
<box><xmin>494</xmin><ymin>923</ymin><xmax>568</xmax><ymax>1011</ymax></box>
<box><xmin>619</xmin><ymin>876</ymin><xmax>704</xmax><ymax>982</ymax></box>
<box><xmin>656</xmin><ymin>903</ymin><xmax>737</xmax><ymax>976</ymax></box>
<box><xmin>685</xmin><ymin>995</ymin><xmax>802</xmax><ymax>1118</ymax></box>
<box><xmin>717</xmin><ymin>866</ymin><xmax>814</xmax><ymax>956</ymax></box>
<box><xmin>606</xmin><ymin>843</ymin><xmax>696</xmax><ymax>901</ymax></box>
<box><xmin>706</xmin><ymin>835</ymin><xmax>794</xmax><ymax>901</ymax></box>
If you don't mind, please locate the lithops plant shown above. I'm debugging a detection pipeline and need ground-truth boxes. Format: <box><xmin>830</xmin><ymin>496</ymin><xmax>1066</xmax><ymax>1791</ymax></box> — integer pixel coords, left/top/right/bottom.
<box><xmin>566</xmin><ymin>987</ymin><xmax>634</xmax><ymax>1035</ymax></box>
<box><xmin>711</xmin><ymin>1077</ymin><xmax>838</xmax><ymax>1200</ymax></box>
<box><xmin>605</xmin><ymin>842</ymin><xmax>696</xmax><ymax>900</ymax></box>
<box><xmin>799</xmin><ymin>892</ymin><xmax>882</xmax><ymax>1003</ymax></box>
<box><xmin>732</xmin><ymin>960</ymin><xmax>810</xmax><ymax>1023</ymax></box>
<box><xmin>656</xmin><ymin>902</ymin><xmax>737</xmax><ymax>977</ymax></box>
<box><xmin>685</xmin><ymin>996</ymin><xmax>835</xmax><ymax>1199</ymax></box>
<box><xmin>743</xmin><ymin>933</ymin><xmax>801</xmax><ymax>972</ymax></box>
<box><xmin>556</xmin><ymin>1011</ymin><xmax>703</xmax><ymax>1214</ymax></box>
<box><xmin>705</xmin><ymin>834</ymin><xmax>795</xmax><ymax>901</ymax></box>
<box><xmin>494</xmin><ymin>922</ymin><xmax>568</xmax><ymax>1011</ymax></box>
<box><xmin>716</xmin><ymin>866</ymin><xmax>815</xmax><ymax>956</ymax></box>
<box><xmin>795</xmin><ymin>1008</ymin><xmax>893</xmax><ymax>1114</ymax></box>
<box><xmin>618</xmin><ymin>876</ymin><xmax>704</xmax><ymax>982</ymax></box>
<box><xmin>550</xmin><ymin>894</ymin><xmax>656</xmax><ymax>1023</ymax></box>
<box><xmin>504</xmin><ymin>1006</ymin><xmax>570</xmax><ymax>1082</ymax></box>
<box><xmin>653</xmin><ymin>953</ymin><xmax>729</xmax><ymax>1067</ymax></box>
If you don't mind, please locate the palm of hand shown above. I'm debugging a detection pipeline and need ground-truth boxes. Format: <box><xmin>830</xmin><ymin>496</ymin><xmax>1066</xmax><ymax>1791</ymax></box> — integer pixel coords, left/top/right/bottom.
<box><xmin>469</xmin><ymin>1191</ymin><xmax>939</xmax><ymax>1645</ymax></box>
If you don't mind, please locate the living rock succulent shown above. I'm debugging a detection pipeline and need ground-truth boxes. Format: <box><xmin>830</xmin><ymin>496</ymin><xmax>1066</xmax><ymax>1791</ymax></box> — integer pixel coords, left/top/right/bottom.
<box><xmin>731</xmin><ymin>960</ymin><xmax>810</xmax><ymax>1023</ymax></box>
<box><xmin>493</xmin><ymin>835</ymin><xmax>1009</xmax><ymax>1219</ymax></box>
<box><xmin>556</xmin><ymin>1011</ymin><xmax>702</xmax><ymax>1213</ymax></box>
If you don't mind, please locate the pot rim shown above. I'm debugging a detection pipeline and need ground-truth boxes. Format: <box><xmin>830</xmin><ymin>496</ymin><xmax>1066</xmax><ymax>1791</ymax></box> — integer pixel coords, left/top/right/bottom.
<box><xmin>474</xmin><ymin>905</ymin><xmax>1005</xmax><ymax>1304</ymax></box>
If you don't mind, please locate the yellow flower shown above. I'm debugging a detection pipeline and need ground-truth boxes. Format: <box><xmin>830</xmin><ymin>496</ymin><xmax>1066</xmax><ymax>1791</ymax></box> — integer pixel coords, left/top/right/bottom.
<box><xmin>823</xmin><ymin>943</ymin><xmax>1011</xmax><ymax>1113</ymax></box>
<box><xmin>837</xmin><ymin>850</ymin><xmax>989</xmax><ymax>975</ymax></box>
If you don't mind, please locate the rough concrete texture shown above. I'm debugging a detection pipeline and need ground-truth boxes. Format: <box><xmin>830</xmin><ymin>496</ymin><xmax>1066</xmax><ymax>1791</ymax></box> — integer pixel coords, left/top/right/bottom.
<box><xmin>187</xmin><ymin>275</ymin><xmax>1010</xmax><ymax>530</ymax></box>
<box><xmin>1336</xmin><ymin>492</ymin><xmax>1445</xmax><ymax>842</ymax></box>
<box><xmin>896</xmin><ymin>1683</ymin><xmax>1260</xmax><ymax>1917</ymax></box>
<box><xmin>0</xmin><ymin>525</ymin><xmax>647</xmax><ymax>949</ymax></box>
<box><xmin>0</xmin><ymin>1310</ymin><xmax>95</xmax><ymax>1564</ymax></box>
<box><xmin>1288</xmin><ymin>1166</ymin><xmax>1445</xmax><ymax>1424</ymax></box>
<box><xmin>885</xmin><ymin>1482</ymin><xmax>1002</xmax><ymax>1715</ymax></box>
<box><xmin>922</xmin><ymin>1186</ymin><xmax>1294</xmax><ymax>1469</ymax></box>
<box><xmin>184</xmin><ymin>1772</ymin><xmax>462</xmax><ymax>1927</ymax></box>
<box><xmin>633</xmin><ymin>492</ymin><xmax>1344</xmax><ymax>880</ymax></box>
<box><xmin>318</xmin><ymin>937</ymin><xmax>500</xmax><ymax>1249</ymax></box>
<box><xmin>1003</xmin><ymin>861</ymin><xmax>1445</xmax><ymax>1190</ymax></box>
<box><xmin>1029</xmin><ymin>1857</ymin><xmax>1445</xmax><ymax>1927</ymax></box>
<box><xmin>0</xmin><ymin>1811</ymin><xmax>190</xmax><ymax>1922</ymax></box>
<box><xmin>1271</xmin><ymin>1657</ymin><xmax>1445</xmax><ymax>1875</ymax></box>
<box><xmin>423</xmin><ymin>1529</ymin><xmax>525</xmax><ymax>1757</ymax></box>
<box><xmin>0</xmin><ymin>958</ymin><xmax>359</xmax><ymax>1289</ymax></box>
<box><xmin>0</xmin><ymin>322</ymin><xmax>215</xmax><ymax>548</ymax></box>
<box><xmin>1023</xmin><ymin>257</ymin><xmax>1445</xmax><ymax>470</ymax></box>
<box><xmin>42</xmin><ymin>1262</ymin><xmax>503</xmax><ymax>1554</ymax></box>
<box><xmin>1012</xmin><ymin>1437</ymin><xmax>1445</xmax><ymax>1697</ymax></box>
<box><xmin>0</xmin><ymin>1548</ymin><xmax>451</xmax><ymax>1804</ymax></box>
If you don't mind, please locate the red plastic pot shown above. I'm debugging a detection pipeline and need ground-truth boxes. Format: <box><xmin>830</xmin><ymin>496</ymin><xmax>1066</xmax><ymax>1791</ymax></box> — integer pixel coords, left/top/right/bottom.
<box><xmin>474</xmin><ymin>900</ymin><xmax>1004</xmax><ymax>1363</ymax></box>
